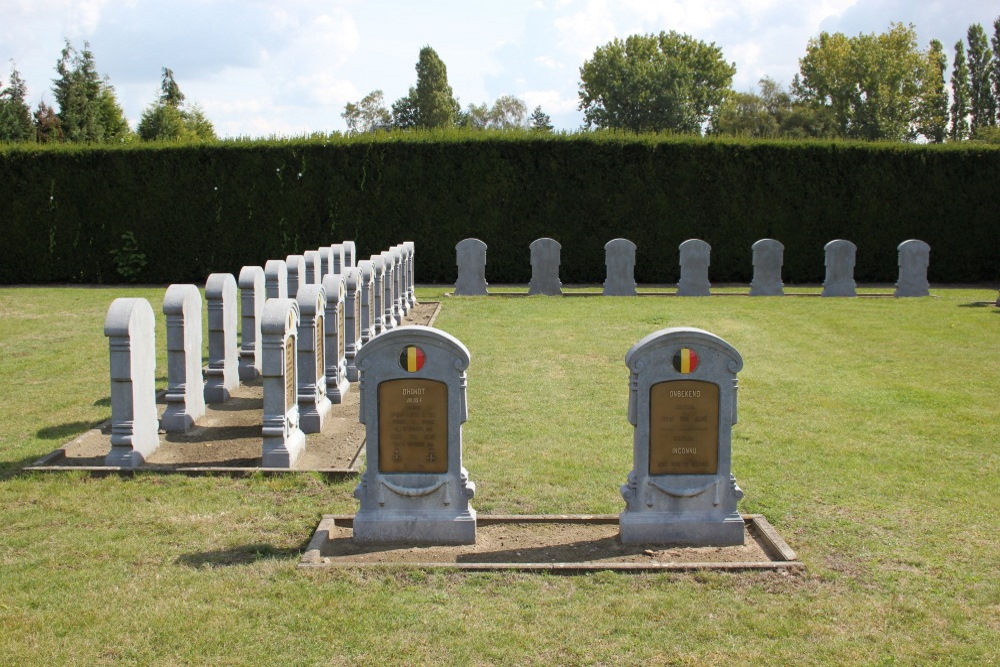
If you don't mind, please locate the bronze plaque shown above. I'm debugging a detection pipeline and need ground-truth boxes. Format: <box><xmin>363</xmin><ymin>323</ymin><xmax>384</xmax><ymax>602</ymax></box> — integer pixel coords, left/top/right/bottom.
<box><xmin>353</xmin><ymin>294</ymin><xmax>361</xmax><ymax>340</ymax></box>
<box><xmin>378</xmin><ymin>379</ymin><xmax>448</xmax><ymax>474</ymax></box>
<box><xmin>648</xmin><ymin>380</ymin><xmax>719</xmax><ymax>475</ymax></box>
<box><xmin>367</xmin><ymin>286</ymin><xmax>375</xmax><ymax>330</ymax></box>
<box><xmin>315</xmin><ymin>314</ymin><xmax>325</xmax><ymax>380</ymax></box>
<box><xmin>337</xmin><ymin>302</ymin><xmax>345</xmax><ymax>361</ymax></box>
<box><xmin>284</xmin><ymin>336</ymin><xmax>296</xmax><ymax>414</ymax></box>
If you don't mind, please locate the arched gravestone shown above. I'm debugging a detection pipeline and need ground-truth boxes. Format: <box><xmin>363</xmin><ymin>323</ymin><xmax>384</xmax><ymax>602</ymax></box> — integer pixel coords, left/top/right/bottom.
<box><xmin>322</xmin><ymin>273</ymin><xmax>350</xmax><ymax>404</ymax></box>
<box><xmin>342</xmin><ymin>240</ymin><xmax>357</xmax><ymax>268</ymax></box>
<box><xmin>380</xmin><ymin>250</ymin><xmax>398</xmax><ymax>330</ymax></box>
<box><xmin>104</xmin><ymin>298</ymin><xmax>159</xmax><ymax>467</ymax></box>
<box><xmin>603</xmin><ymin>238</ymin><xmax>637</xmax><ymax>296</ymax></box>
<box><xmin>204</xmin><ymin>273</ymin><xmax>239</xmax><ymax>403</ymax></box>
<box><xmin>676</xmin><ymin>239</ymin><xmax>711</xmax><ymax>296</ymax></box>
<box><xmin>822</xmin><ymin>239</ymin><xmax>857</xmax><ymax>297</ymax></box>
<box><xmin>404</xmin><ymin>241</ymin><xmax>417</xmax><ymax>309</ymax></box>
<box><xmin>749</xmin><ymin>239</ymin><xmax>785</xmax><ymax>296</ymax></box>
<box><xmin>285</xmin><ymin>254</ymin><xmax>306</xmax><ymax>299</ymax></box>
<box><xmin>619</xmin><ymin>327</ymin><xmax>745</xmax><ymax>546</ymax></box>
<box><xmin>264</xmin><ymin>259</ymin><xmax>288</xmax><ymax>300</ymax></box>
<box><xmin>455</xmin><ymin>238</ymin><xmax>489</xmax><ymax>296</ymax></box>
<box><xmin>369</xmin><ymin>254</ymin><xmax>386</xmax><ymax>337</ymax></box>
<box><xmin>344</xmin><ymin>267</ymin><xmax>364</xmax><ymax>382</ymax></box>
<box><xmin>358</xmin><ymin>260</ymin><xmax>376</xmax><ymax>344</ymax></box>
<box><xmin>317</xmin><ymin>246</ymin><xmax>333</xmax><ymax>281</ymax></box>
<box><xmin>296</xmin><ymin>284</ymin><xmax>331</xmax><ymax>433</ymax></box>
<box><xmin>394</xmin><ymin>244</ymin><xmax>410</xmax><ymax>317</ymax></box>
<box><xmin>391</xmin><ymin>246</ymin><xmax>406</xmax><ymax>322</ymax></box>
<box><xmin>331</xmin><ymin>244</ymin><xmax>345</xmax><ymax>274</ymax></box>
<box><xmin>238</xmin><ymin>266</ymin><xmax>265</xmax><ymax>382</ymax></box>
<box><xmin>261</xmin><ymin>298</ymin><xmax>305</xmax><ymax>468</ymax></box>
<box><xmin>304</xmin><ymin>250</ymin><xmax>321</xmax><ymax>286</ymax></box>
<box><xmin>528</xmin><ymin>237</ymin><xmax>562</xmax><ymax>296</ymax></box>
<box><xmin>352</xmin><ymin>327</ymin><xmax>477</xmax><ymax>545</ymax></box>
<box><xmin>161</xmin><ymin>284</ymin><xmax>205</xmax><ymax>433</ymax></box>
<box><xmin>895</xmin><ymin>239</ymin><xmax>930</xmax><ymax>297</ymax></box>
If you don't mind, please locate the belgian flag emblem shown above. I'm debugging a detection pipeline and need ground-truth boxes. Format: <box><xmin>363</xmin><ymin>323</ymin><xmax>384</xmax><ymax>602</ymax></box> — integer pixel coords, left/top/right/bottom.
<box><xmin>672</xmin><ymin>347</ymin><xmax>699</xmax><ymax>374</ymax></box>
<box><xmin>399</xmin><ymin>345</ymin><xmax>426</xmax><ymax>372</ymax></box>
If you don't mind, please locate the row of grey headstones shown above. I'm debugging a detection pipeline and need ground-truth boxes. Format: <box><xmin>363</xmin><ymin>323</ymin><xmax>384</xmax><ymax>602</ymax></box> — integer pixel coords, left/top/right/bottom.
<box><xmin>455</xmin><ymin>237</ymin><xmax>933</xmax><ymax>297</ymax></box>
<box><xmin>103</xmin><ymin>240</ymin><xmax>417</xmax><ymax>468</ymax></box>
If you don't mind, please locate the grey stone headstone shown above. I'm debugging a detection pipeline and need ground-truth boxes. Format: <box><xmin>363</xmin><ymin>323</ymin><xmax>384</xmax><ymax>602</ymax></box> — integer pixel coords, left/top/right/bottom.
<box><xmin>455</xmin><ymin>238</ymin><xmax>489</xmax><ymax>296</ymax></box>
<box><xmin>353</xmin><ymin>326</ymin><xmax>477</xmax><ymax>545</ymax></box>
<box><xmin>749</xmin><ymin>239</ymin><xmax>785</xmax><ymax>296</ymax></box>
<box><xmin>822</xmin><ymin>239</ymin><xmax>857</xmax><ymax>297</ymax></box>
<box><xmin>161</xmin><ymin>284</ymin><xmax>205</xmax><ymax>433</ymax></box>
<box><xmin>358</xmin><ymin>260</ymin><xmax>376</xmax><ymax>344</ymax></box>
<box><xmin>603</xmin><ymin>238</ymin><xmax>637</xmax><ymax>296</ymax></box>
<box><xmin>370</xmin><ymin>255</ymin><xmax>386</xmax><ymax>337</ymax></box>
<box><xmin>261</xmin><ymin>298</ymin><xmax>306</xmax><ymax>468</ymax></box>
<box><xmin>286</xmin><ymin>254</ymin><xmax>306</xmax><ymax>299</ymax></box>
<box><xmin>238</xmin><ymin>266</ymin><xmax>265</xmax><ymax>382</ymax></box>
<box><xmin>404</xmin><ymin>241</ymin><xmax>417</xmax><ymax>308</ymax></box>
<box><xmin>303</xmin><ymin>250</ymin><xmax>321</xmax><ymax>286</ymax></box>
<box><xmin>619</xmin><ymin>327</ymin><xmax>745</xmax><ymax>546</ymax></box>
<box><xmin>677</xmin><ymin>239</ymin><xmax>711</xmax><ymax>296</ymax></box>
<box><xmin>331</xmin><ymin>244</ymin><xmax>345</xmax><ymax>275</ymax></box>
<box><xmin>104</xmin><ymin>298</ymin><xmax>159</xmax><ymax>467</ymax></box>
<box><xmin>322</xmin><ymin>273</ymin><xmax>350</xmax><ymax>404</ymax></box>
<box><xmin>894</xmin><ymin>239</ymin><xmax>930</xmax><ymax>297</ymax></box>
<box><xmin>204</xmin><ymin>273</ymin><xmax>239</xmax><ymax>404</ymax></box>
<box><xmin>264</xmin><ymin>259</ymin><xmax>288</xmax><ymax>300</ymax></box>
<box><xmin>344</xmin><ymin>267</ymin><xmax>364</xmax><ymax>382</ymax></box>
<box><xmin>317</xmin><ymin>246</ymin><xmax>333</xmax><ymax>281</ymax></box>
<box><xmin>343</xmin><ymin>241</ymin><xmax>357</xmax><ymax>268</ymax></box>
<box><xmin>528</xmin><ymin>237</ymin><xmax>562</xmax><ymax>296</ymax></box>
<box><xmin>391</xmin><ymin>246</ymin><xmax>406</xmax><ymax>321</ymax></box>
<box><xmin>380</xmin><ymin>250</ymin><xmax>398</xmax><ymax>330</ymax></box>
<box><xmin>296</xmin><ymin>284</ymin><xmax>331</xmax><ymax>433</ymax></box>
<box><xmin>394</xmin><ymin>244</ymin><xmax>410</xmax><ymax>316</ymax></box>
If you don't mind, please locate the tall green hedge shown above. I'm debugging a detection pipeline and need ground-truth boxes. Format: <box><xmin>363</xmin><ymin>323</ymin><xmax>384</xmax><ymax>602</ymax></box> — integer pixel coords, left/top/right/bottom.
<box><xmin>1</xmin><ymin>133</ymin><xmax>997</xmax><ymax>285</ymax></box>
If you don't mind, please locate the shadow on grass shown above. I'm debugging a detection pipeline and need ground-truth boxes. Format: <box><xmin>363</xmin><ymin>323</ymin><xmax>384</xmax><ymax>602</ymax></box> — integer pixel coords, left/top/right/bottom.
<box><xmin>958</xmin><ymin>302</ymin><xmax>997</xmax><ymax>308</ymax></box>
<box><xmin>93</xmin><ymin>396</ymin><xmax>111</xmax><ymax>407</ymax></box>
<box><xmin>36</xmin><ymin>421</ymin><xmax>99</xmax><ymax>440</ymax></box>
<box><xmin>0</xmin><ymin>456</ymin><xmax>56</xmax><ymax>481</ymax></box>
<box><xmin>175</xmin><ymin>541</ymin><xmax>308</xmax><ymax>568</ymax></box>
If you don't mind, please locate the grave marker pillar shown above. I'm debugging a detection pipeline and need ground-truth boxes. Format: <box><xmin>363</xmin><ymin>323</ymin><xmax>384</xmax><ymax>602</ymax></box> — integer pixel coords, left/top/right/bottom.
<box><xmin>822</xmin><ymin>240</ymin><xmax>857</xmax><ymax>297</ymax></box>
<box><xmin>238</xmin><ymin>266</ymin><xmax>265</xmax><ymax>382</ymax></box>
<box><xmin>204</xmin><ymin>273</ymin><xmax>239</xmax><ymax>403</ymax></box>
<box><xmin>455</xmin><ymin>238</ymin><xmax>488</xmax><ymax>296</ymax></box>
<box><xmin>750</xmin><ymin>239</ymin><xmax>785</xmax><ymax>296</ymax></box>
<box><xmin>895</xmin><ymin>239</ymin><xmax>930</xmax><ymax>297</ymax></box>
<box><xmin>161</xmin><ymin>284</ymin><xmax>205</xmax><ymax>433</ymax></box>
<box><xmin>677</xmin><ymin>239</ymin><xmax>711</xmax><ymax>296</ymax></box>
<box><xmin>603</xmin><ymin>238</ymin><xmax>637</xmax><ymax>296</ymax></box>
<box><xmin>261</xmin><ymin>299</ymin><xmax>306</xmax><ymax>467</ymax></box>
<box><xmin>322</xmin><ymin>273</ymin><xmax>350</xmax><ymax>404</ymax></box>
<box><xmin>528</xmin><ymin>237</ymin><xmax>562</xmax><ymax>295</ymax></box>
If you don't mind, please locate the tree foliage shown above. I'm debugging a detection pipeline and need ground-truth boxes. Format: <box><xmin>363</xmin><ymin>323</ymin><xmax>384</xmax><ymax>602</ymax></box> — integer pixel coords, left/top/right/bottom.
<box><xmin>0</xmin><ymin>64</ymin><xmax>34</xmax><ymax>142</ymax></box>
<box><xmin>458</xmin><ymin>95</ymin><xmax>528</xmax><ymax>130</ymax></box>
<box><xmin>52</xmin><ymin>41</ymin><xmax>129</xmax><ymax>143</ymax></box>
<box><xmin>413</xmin><ymin>46</ymin><xmax>458</xmax><ymax>129</ymax></box>
<box><xmin>709</xmin><ymin>77</ymin><xmax>838</xmax><ymax>139</ymax></box>
<box><xmin>578</xmin><ymin>31</ymin><xmax>735</xmax><ymax>134</ymax></box>
<box><xmin>529</xmin><ymin>106</ymin><xmax>553</xmax><ymax>132</ymax></box>
<box><xmin>137</xmin><ymin>67</ymin><xmax>215</xmax><ymax>141</ymax></box>
<box><xmin>950</xmin><ymin>41</ymin><xmax>971</xmax><ymax>141</ymax></box>
<box><xmin>966</xmin><ymin>23</ymin><xmax>995</xmax><ymax>135</ymax></box>
<box><xmin>342</xmin><ymin>89</ymin><xmax>391</xmax><ymax>133</ymax></box>
<box><xmin>916</xmin><ymin>40</ymin><xmax>949</xmax><ymax>143</ymax></box>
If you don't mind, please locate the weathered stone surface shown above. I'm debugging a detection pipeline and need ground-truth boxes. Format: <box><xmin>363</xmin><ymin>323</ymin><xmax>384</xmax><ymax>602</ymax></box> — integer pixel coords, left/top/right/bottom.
<box><xmin>391</xmin><ymin>246</ymin><xmax>406</xmax><ymax>322</ymax></box>
<box><xmin>677</xmin><ymin>239</ymin><xmax>711</xmax><ymax>296</ymax></box>
<box><xmin>749</xmin><ymin>239</ymin><xmax>785</xmax><ymax>296</ymax></box>
<box><xmin>455</xmin><ymin>238</ymin><xmax>488</xmax><ymax>296</ymax></box>
<box><xmin>264</xmin><ymin>259</ymin><xmax>288</xmax><ymax>300</ymax></box>
<box><xmin>285</xmin><ymin>254</ymin><xmax>306</xmax><ymax>299</ymax></box>
<box><xmin>620</xmin><ymin>327</ymin><xmax>745</xmax><ymax>546</ymax></box>
<box><xmin>603</xmin><ymin>238</ymin><xmax>637</xmax><ymax>296</ymax></box>
<box><xmin>204</xmin><ymin>273</ymin><xmax>239</xmax><ymax>403</ymax></box>
<box><xmin>353</xmin><ymin>327</ymin><xmax>476</xmax><ymax>545</ymax></box>
<box><xmin>238</xmin><ymin>266</ymin><xmax>265</xmax><ymax>382</ymax></box>
<box><xmin>104</xmin><ymin>298</ymin><xmax>159</xmax><ymax>467</ymax></box>
<box><xmin>528</xmin><ymin>237</ymin><xmax>562</xmax><ymax>296</ymax></box>
<box><xmin>322</xmin><ymin>273</ymin><xmax>350</xmax><ymax>404</ymax></box>
<box><xmin>344</xmin><ymin>267</ymin><xmax>364</xmax><ymax>382</ymax></box>
<box><xmin>404</xmin><ymin>241</ymin><xmax>417</xmax><ymax>309</ymax></box>
<box><xmin>369</xmin><ymin>254</ymin><xmax>386</xmax><ymax>337</ymax></box>
<box><xmin>161</xmin><ymin>284</ymin><xmax>205</xmax><ymax>433</ymax></box>
<box><xmin>822</xmin><ymin>239</ymin><xmax>857</xmax><ymax>297</ymax></box>
<box><xmin>895</xmin><ymin>239</ymin><xmax>930</xmax><ymax>297</ymax></box>
<box><xmin>380</xmin><ymin>250</ymin><xmax>398</xmax><ymax>330</ymax></box>
<box><xmin>358</xmin><ymin>260</ymin><xmax>376</xmax><ymax>344</ymax></box>
<box><xmin>296</xmin><ymin>284</ymin><xmax>331</xmax><ymax>433</ymax></box>
<box><xmin>261</xmin><ymin>298</ymin><xmax>306</xmax><ymax>468</ymax></box>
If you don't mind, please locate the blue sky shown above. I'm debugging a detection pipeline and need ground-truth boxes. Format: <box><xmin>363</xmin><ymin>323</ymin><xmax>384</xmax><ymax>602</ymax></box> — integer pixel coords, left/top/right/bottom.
<box><xmin>1</xmin><ymin>1</ymin><xmax>997</xmax><ymax>137</ymax></box>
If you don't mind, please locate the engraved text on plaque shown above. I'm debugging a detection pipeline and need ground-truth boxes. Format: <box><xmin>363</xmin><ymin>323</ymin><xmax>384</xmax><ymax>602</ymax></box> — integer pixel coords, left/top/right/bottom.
<box><xmin>378</xmin><ymin>378</ymin><xmax>448</xmax><ymax>474</ymax></box>
<box><xmin>648</xmin><ymin>380</ymin><xmax>719</xmax><ymax>475</ymax></box>
<box><xmin>284</xmin><ymin>336</ymin><xmax>296</xmax><ymax>414</ymax></box>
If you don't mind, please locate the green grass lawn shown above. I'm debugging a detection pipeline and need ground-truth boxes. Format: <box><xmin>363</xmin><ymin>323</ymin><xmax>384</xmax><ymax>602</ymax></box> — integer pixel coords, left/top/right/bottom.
<box><xmin>1</xmin><ymin>286</ymin><xmax>997</xmax><ymax>664</ymax></box>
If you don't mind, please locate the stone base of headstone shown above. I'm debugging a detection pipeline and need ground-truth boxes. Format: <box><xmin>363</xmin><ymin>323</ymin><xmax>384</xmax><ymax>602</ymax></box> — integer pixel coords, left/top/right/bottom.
<box><xmin>262</xmin><ymin>424</ymin><xmax>306</xmax><ymax>468</ymax></box>
<box><xmin>105</xmin><ymin>441</ymin><xmax>160</xmax><ymax>468</ymax></box>
<box><xmin>353</xmin><ymin>508</ymin><xmax>477</xmax><ymax>545</ymax></box>
<box><xmin>299</xmin><ymin>395</ymin><xmax>331</xmax><ymax>434</ymax></box>
<box><xmin>328</xmin><ymin>375</ymin><xmax>350</xmax><ymax>405</ymax></box>
<box><xmin>619</xmin><ymin>511</ymin><xmax>746</xmax><ymax>546</ymax></box>
<box><xmin>619</xmin><ymin>473</ymin><xmax>745</xmax><ymax>546</ymax></box>
<box><xmin>160</xmin><ymin>406</ymin><xmax>198</xmax><ymax>434</ymax></box>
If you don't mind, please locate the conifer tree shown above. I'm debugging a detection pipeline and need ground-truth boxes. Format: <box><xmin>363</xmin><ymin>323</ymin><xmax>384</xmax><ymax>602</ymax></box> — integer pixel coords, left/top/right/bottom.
<box><xmin>966</xmin><ymin>23</ymin><xmax>995</xmax><ymax>134</ymax></box>
<box><xmin>917</xmin><ymin>40</ymin><xmax>949</xmax><ymax>143</ymax></box>
<box><xmin>950</xmin><ymin>41</ymin><xmax>971</xmax><ymax>141</ymax></box>
<box><xmin>0</xmin><ymin>64</ymin><xmax>34</xmax><ymax>142</ymax></box>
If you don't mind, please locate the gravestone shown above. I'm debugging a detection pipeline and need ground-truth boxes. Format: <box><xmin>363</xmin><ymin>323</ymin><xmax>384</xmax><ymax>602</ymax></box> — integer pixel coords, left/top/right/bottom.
<box><xmin>286</xmin><ymin>254</ymin><xmax>306</xmax><ymax>299</ymax></box>
<box><xmin>677</xmin><ymin>239</ymin><xmax>712</xmax><ymax>296</ymax></box>
<box><xmin>331</xmin><ymin>244</ymin><xmax>345</xmax><ymax>274</ymax></box>
<box><xmin>344</xmin><ymin>267</ymin><xmax>364</xmax><ymax>382</ymax></box>
<box><xmin>104</xmin><ymin>298</ymin><xmax>159</xmax><ymax>467</ymax></box>
<box><xmin>352</xmin><ymin>327</ymin><xmax>477</xmax><ymax>545</ymax></box>
<box><xmin>238</xmin><ymin>266</ymin><xmax>265</xmax><ymax>382</ymax></box>
<box><xmin>370</xmin><ymin>254</ymin><xmax>386</xmax><ymax>337</ymax></box>
<box><xmin>204</xmin><ymin>273</ymin><xmax>239</xmax><ymax>403</ymax></box>
<box><xmin>317</xmin><ymin>246</ymin><xmax>333</xmax><ymax>281</ymax></box>
<box><xmin>358</xmin><ymin>260</ymin><xmax>376</xmax><ymax>344</ymax></box>
<box><xmin>264</xmin><ymin>259</ymin><xmax>288</xmax><ymax>300</ymax></box>
<box><xmin>161</xmin><ymin>284</ymin><xmax>205</xmax><ymax>433</ymax></box>
<box><xmin>895</xmin><ymin>239</ymin><xmax>930</xmax><ymax>297</ymax></box>
<box><xmin>391</xmin><ymin>246</ymin><xmax>405</xmax><ymax>322</ymax></box>
<box><xmin>749</xmin><ymin>239</ymin><xmax>785</xmax><ymax>296</ymax></box>
<box><xmin>343</xmin><ymin>241</ymin><xmax>357</xmax><ymax>268</ymax></box>
<box><xmin>322</xmin><ymin>273</ymin><xmax>350</xmax><ymax>404</ymax></box>
<box><xmin>619</xmin><ymin>327</ymin><xmax>745</xmax><ymax>545</ymax></box>
<box><xmin>528</xmin><ymin>237</ymin><xmax>562</xmax><ymax>296</ymax></box>
<box><xmin>404</xmin><ymin>241</ymin><xmax>417</xmax><ymax>309</ymax></box>
<box><xmin>822</xmin><ymin>240</ymin><xmax>857</xmax><ymax>297</ymax></box>
<box><xmin>603</xmin><ymin>238</ymin><xmax>638</xmax><ymax>296</ymax></box>
<box><xmin>454</xmin><ymin>238</ymin><xmax>489</xmax><ymax>296</ymax></box>
<box><xmin>304</xmin><ymin>250</ymin><xmax>321</xmax><ymax>286</ymax></box>
<box><xmin>381</xmin><ymin>250</ymin><xmax>398</xmax><ymax>330</ymax></box>
<box><xmin>394</xmin><ymin>245</ymin><xmax>410</xmax><ymax>316</ymax></box>
<box><xmin>261</xmin><ymin>298</ymin><xmax>306</xmax><ymax>467</ymax></box>
<box><xmin>296</xmin><ymin>284</ymin><xmax>332</xmax><ymax>433</ymax></box>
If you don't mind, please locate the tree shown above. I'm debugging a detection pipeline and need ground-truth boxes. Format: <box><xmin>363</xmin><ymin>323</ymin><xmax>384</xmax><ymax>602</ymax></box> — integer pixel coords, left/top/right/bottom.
<box><xmin>159</xmin><ymin>68</ymin><xmax>184</xmax><ymax>107</ymax></box>
<box><xmin>457</xmin><ymin>102</ymin><xmax>490</xmax><ymax>129</ymax></box>
<box><xmin>950</xmin><ymin>41</ymin><xmax>971</xmax><ymax>141</ymax></box>
<box><xmin>488</xmin><ymin>95</ymin><xmax>527</xmax><ymax>130</ymax></box>
<box><xmin>966</xmin><ymin>23</ymin><xmax>995</xmax><ymax>135</ymax></box>
<box><xmin>342</xmin><ymin>89</ymin><xmax>391</xmax><ymax>133</ymax></box>
<box><xmin>390</xmin><ymin>91</ymin><xmax>418</xmax><ymax>129</ymax></box>
<box><xmin>52</xmin><ymin>41</ymin><xmax>128</xmax><ymax>142</ymax></box>
<box><xmin>993</xmin><ymin>18</ymin><xmax>1000</xmax><ymax>126</ymax></box>
<box><xmin>529</xmin><ymin>105</ymin><xmax>553</xmax><ymax>132</ymax></box>
<box><xmin>33</xmin><ymin>101</ymin><xmax>62</xmax><ymax>143</ymax></box>
<box><xmin>578</xmin><ymin>31</ymin><xmax>736</xmax><ymax>134</ymax></box>
<box><xmin>916</xmin><ymin>39</ymin><xmax>949</xmax><ymax>143</ymax></box>
<box><xmin>794</xmin><ymin>23</ymin><xmax>925</xmax><ymax>141</ymax></box>
<box><xmin>98</xmin><ymin>79</ymin><xmax>131</xmax><ymax>142</ymax></box>
<box><xmin>0</xmin><ymin>64</ymin><xmax>34</xmax><ymax>142</ymax></box>
<box><xmin>413</xmin><ymin>46</ymin><xmax>458</xmax><ymax>128</ymax></box>
<box><xmin>709</xmin><ymin>89</ymin><xmax>778</xmax><ymax>138</ymax></box>
<box><xmin>137</xmin><ymin>67</ymin><xmax>216</xmax><ymax>141</ymax></box>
